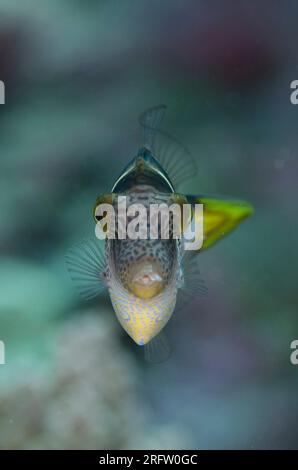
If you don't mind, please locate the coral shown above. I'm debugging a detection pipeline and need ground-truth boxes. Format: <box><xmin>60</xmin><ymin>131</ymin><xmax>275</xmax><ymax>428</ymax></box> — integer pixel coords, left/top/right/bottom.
<box><xmin>0</xmin><ymin>312</ymin><xmax>185</xmax><ymax>449</ymax></box>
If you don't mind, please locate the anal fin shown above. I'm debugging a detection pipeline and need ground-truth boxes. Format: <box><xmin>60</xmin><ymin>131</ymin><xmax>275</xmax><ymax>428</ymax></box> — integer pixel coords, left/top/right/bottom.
<box><xmin>144</xmin><ymin>331</ymin><xmax>171</xmax><ymax>364</ymax></box>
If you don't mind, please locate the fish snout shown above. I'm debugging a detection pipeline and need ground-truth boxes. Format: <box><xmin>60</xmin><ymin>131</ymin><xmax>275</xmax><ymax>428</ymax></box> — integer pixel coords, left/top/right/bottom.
<box><xmin>127</xmin><ymin>258</ymin><xmax>165</xmax><ymax>299</ymax></box>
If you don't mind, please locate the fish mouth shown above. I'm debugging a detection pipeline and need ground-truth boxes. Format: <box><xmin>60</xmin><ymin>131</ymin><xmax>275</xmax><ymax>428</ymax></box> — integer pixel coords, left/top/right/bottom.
<box><xmin>112</xmin><ymin>147</ymin><xmax>174</xmax><ymax>193</ymax></box>
<box><xmin>127</xmin><ymin>258</ymin><xmax>165</xmax><ymax>299</ymax></box>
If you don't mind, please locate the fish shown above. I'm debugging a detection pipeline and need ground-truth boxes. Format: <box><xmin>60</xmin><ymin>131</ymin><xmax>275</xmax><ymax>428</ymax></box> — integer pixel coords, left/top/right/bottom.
<box><xmin>66</xmin><ymin>105</ymin><xmax>253</xmax><ymax>362</ymax></box>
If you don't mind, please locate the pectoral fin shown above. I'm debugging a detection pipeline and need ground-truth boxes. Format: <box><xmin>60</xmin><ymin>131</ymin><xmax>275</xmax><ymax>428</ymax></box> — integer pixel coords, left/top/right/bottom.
<box><xmin>65</xmin><ymin>238</ymin><xmax>106</xmax><ymax>300</ymax></box>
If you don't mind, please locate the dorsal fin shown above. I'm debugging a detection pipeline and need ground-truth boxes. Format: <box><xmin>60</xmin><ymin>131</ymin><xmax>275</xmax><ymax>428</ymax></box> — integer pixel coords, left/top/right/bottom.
<box><xmin>138</xmin><ymin>105</ymin><xmax>198</xmax><ymax>190</ymax></box>
<box><xmin>139</xmin><ymin>104</ymin><xmax>167</xmax><ymax>152</ymax></box>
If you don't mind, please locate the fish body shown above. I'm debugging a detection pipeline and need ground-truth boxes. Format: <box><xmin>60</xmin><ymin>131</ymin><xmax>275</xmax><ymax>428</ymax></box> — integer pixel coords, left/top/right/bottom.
<box><xmin>66</xmin><ymin>106</ymin><xmax>254</xmax><ymax>359</ymax></box>
<box><xmin>105</xmin><ymin>188</ymin><xmax>181</xmax><ymax>345</ymax></box>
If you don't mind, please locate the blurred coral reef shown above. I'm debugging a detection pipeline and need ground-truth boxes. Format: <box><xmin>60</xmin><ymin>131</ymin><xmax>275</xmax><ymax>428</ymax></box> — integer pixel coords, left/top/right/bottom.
<box><xmin>0</xmin><ymin>312</ymin><xmax>186</xmax><ymax>449</ymax></box>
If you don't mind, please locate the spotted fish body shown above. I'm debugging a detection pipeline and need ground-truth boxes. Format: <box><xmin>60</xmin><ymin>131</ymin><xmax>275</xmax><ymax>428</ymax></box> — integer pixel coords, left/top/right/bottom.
<box><xmin>108</xmin><ymin>268</ymin><xmax>178</xmax><ymax>346</ymax></box>
<box><xmin>66</xmin><ymin>105</ymin><xmax>254</xmax><ymax>359</ymax></box>
<box><xmin>105</xmin><ymin>189</ymin><xmax>181</xmax><ymax>345</ymax></box>
<box><xmin>113</xmin><ymin>190</ymin><xmax>176</xmax><ymax>289</ymax></box>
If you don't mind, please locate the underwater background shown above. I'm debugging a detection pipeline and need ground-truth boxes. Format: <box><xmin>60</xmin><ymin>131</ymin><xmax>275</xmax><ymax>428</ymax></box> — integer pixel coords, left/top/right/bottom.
<box><xmin>0</xmin><ymin>0</ymin><xmax>298</xmax><ymax>449</ymax></box>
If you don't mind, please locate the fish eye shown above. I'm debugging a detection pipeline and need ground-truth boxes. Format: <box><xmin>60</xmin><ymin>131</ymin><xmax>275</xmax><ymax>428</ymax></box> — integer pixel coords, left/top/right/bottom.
<box><xmin>93</xmin><ymin>209</ymin><xmax>109</xmax><ymax>232</ymax></box>
<box><xmin>94</xmin><ymin>212</ymin><xmax>107</xmax><ymax>222</ymax></box>
<box><xmin>93</xmin><ymin>193</ymin><xmax>115</xmax><ymax>223</ymax></box>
